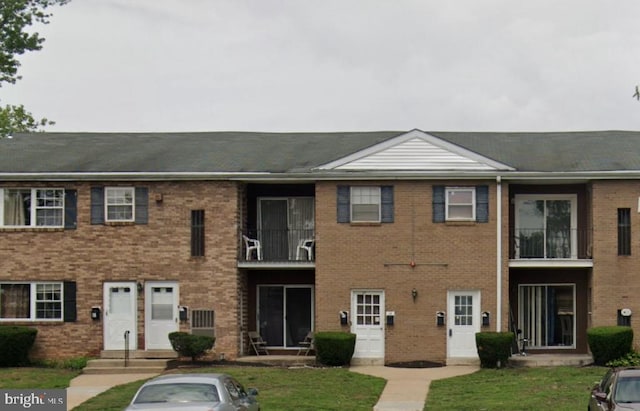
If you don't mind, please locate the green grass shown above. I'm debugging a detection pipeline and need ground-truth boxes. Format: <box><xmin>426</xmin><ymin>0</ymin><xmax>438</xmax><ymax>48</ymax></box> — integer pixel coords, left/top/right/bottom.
<box><xmin>425</xmin><ymin>366</ymin><xmax>607</xmax><ymax>411</ymax></box>
<box><xmin>0</xmin><ymin>367</ymin><xmax>80</xmax><ymax>389</ymax></box>
<box><xmin>73</xmin><ymin>366</ymin><xmax>386</xmax><ymax>411</ymax></box>
<box><xmin>0</xmin><ymin>364</ymin><xmax>612</xmax><ymax>411</ymax></box>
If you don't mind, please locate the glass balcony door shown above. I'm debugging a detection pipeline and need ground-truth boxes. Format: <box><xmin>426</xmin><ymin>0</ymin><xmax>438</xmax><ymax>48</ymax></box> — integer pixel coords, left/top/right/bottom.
<box><xmin>514</xmin><ymin>195</ymin><xmax>577</xmax><ymax>259</ymax></box>
<box><xmin>258</xmin><ymin>197</ymin><xmax>314</xmax><ymax>261</ymax></box>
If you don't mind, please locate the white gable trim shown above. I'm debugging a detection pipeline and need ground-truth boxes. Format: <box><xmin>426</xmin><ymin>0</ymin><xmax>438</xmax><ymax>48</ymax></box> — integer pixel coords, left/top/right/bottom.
<box><xmin>316</xmin><ymin>129</ymin><xmax>514</xmax><ymax>171</ymax></box>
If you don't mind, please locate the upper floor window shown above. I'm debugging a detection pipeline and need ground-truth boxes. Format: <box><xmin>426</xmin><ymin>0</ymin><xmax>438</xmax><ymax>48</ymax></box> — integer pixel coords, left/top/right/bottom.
<box><xmin>432</xmin><ymin>185</ymin><xmax>488</xmax><ymax>223</ymax></box>
<box><xmin>351</xmin><ymin>186</ymin><xmax>381</xmax><ymax>222</ymax></box>
<box><xmin>191</xmin><ymin>209</ymin><xmax>205</xmax><ymax>257</ymax></box>
<box><xmin>618</xmin><ymin>208</ymin><xmax>631</xmax><ymax>256</ymax></box>
<box><xmin>446</xmin><ymin>187</ymin><xmax>476</xmax><ymax>221</ymax></box>
<box><xmin>91</xmin><ymin>186</ymin><xmax>148</xmax><ymax>225</ymax></box>
<box><xmin>1</xmin><ymin>188</ymin><xmax>65</xmax><ymax>227</ymax></box>
<box><xmin>0</xmin><ymin>282</ymin><xmax>63</xmax><ymax>321</ymax></box>
<box><xmin>337</xmin><ymin>185</ymin><xmax>394</xmax><ymax>224</ymax></box>
<box><xmin>514</xmin><ymin>194</ymin><xmax>577</xmax><ymax>259</ymax></box>
<box><xmin>105</xmin><ymin>187</ymin><xmax>135</xmax><ymax>222</ymax></box>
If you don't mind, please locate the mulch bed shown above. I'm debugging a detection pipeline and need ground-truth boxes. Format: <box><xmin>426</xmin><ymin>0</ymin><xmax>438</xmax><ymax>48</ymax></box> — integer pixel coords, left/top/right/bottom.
<box><xmin>386</xmin><ymin>360</ymin><xmax>444</xmax><ymax>368</ymax></box>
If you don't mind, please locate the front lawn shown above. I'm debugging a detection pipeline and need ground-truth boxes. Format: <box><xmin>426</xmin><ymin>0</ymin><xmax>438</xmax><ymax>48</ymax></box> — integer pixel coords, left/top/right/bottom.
<box><xmin>425</xmin><ymin>366</ymin><xmax>607</xmax><ymax>411</ymax></box>
<box><xmin>0</xmin><ymin>364</ymin><xmax>611</xmax><ymax>410</ymax></box>
<box><xmin>73</xmin><ymin>366</ymin><xmax>386</xmax><ymax>411</ymax></box>
<box><xmin>0</xmin><ymin>367</ymin><xmax>80</xmax><ymax>389</ymax></box>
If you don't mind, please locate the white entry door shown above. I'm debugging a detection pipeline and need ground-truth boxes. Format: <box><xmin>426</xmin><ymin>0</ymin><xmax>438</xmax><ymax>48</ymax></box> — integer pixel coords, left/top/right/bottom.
<box><xmin>447</xmin><ymin>290</ymin><xmax>480</xmax><ymax>358</ymax></box>
<box><xmin>145</xmin><ymin>282</ymin><xmax>179</xmax><ymax>350</ymax></box>
<box><xmin>351</xmin><ymin>290</ymin><xmax>385</xmax><ymax>362</ymax></box>
<box><xmin>103</xmin><ymin>282</ymin><xmax>137</xmax><ymax>350</ymax></box>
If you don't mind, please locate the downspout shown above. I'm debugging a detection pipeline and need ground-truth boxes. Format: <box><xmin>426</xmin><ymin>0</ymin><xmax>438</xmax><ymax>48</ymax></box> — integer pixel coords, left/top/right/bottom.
<box><xmin>496</xmin><ymin>176</ymin><xmax>502</xmax><ymax>332</ymax></box>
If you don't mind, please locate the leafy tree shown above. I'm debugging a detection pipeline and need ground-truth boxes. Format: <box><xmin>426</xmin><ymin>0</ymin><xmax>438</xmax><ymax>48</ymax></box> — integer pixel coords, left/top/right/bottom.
<box><xmin>0</xmin><ymin>104</ymin><xmax>53</xmax><ymax>136</ymax></box>
<box><xmin>0</xmin><ymin>0</ymin><xmax>69</xmax><ymax>137</ymax></box>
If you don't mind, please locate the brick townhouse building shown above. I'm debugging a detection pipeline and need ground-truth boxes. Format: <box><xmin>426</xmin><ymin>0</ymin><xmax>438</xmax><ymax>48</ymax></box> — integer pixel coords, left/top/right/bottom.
<box><xmin>0</xmin><ymin>129</ymin><xmax>639</xmax><ymax>365</ymax></box>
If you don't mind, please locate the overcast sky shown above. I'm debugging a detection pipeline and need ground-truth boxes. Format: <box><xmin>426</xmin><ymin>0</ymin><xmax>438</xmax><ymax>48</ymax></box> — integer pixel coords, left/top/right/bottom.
<box><xmin>3</xmin><ymin>0</ymin><xmax>640</xmax><ymax>133</ymax></box>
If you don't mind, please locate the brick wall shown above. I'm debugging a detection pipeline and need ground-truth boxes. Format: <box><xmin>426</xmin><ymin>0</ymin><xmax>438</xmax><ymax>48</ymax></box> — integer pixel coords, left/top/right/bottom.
<box><xmin>315</xmin><ymin>180</ymin><xmax>505</xmax><ymax>363</ymax></box>
<box><xmin>0</xmin><ymin>181</ymin><xmax>241</xmax><ymax>360</ymax></box>
<box><xmin>592</xmin><ymin>180</ymin><xmax>640</xmax><ymax>342</ymax></box>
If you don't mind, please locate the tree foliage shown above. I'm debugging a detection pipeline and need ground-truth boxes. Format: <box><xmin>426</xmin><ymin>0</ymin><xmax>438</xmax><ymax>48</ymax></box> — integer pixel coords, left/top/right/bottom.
<box><xmin>0</xmin><ymin>0</ymin><xmax>68</xmax><ymax>136</ymax></box>
<box><xmin>0</xmin><ymin>104</ymin><xmax>53</xmax><ymax>136</ymax></box>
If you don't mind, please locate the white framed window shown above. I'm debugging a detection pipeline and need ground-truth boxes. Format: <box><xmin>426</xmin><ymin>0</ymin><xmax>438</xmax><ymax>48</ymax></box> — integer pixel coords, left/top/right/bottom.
<box><xmin>514</xmin><ymin>194</ymin><xmax>578</xmax><ymax>259</ymax></box>
<box><xmin>0</xmin><ymin>282</ymin><xmax>63</xmax><ymax>321</ymax></box>
<box><xmin>351</xmin><ymin>186</ymin><xmax>381</xmax><ymax>222</ymax></box>
<box><xmin>0</xmin><ymin>188</ymin><xmax>64</xmax><ymax>227</ymax></box>
<box><xmin>105</xmin><ymin>187</ymin><xmax>135</xmax><ymax>222</ymax></box>
<box><xmin>446</xmin><ymin>187</ymin><xmax>475</xmax><ymax>221</ymax></box>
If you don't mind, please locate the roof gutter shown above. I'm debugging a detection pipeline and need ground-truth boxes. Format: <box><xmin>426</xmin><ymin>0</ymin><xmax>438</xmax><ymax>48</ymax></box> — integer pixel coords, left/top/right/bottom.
<box><xmin>3</xmin><ymin>169</ymin><xmax>640</xmax><ymax>182</ymax></box>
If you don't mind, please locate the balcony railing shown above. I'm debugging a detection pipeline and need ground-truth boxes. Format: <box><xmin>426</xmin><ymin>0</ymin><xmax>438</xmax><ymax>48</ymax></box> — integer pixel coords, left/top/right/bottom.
<box><xmin>241</xmin><ymin>229</ymin><xmax>315</xmax><ymax>262</ymax></box>
<box><xmin>511</xmin><ymin>228</ymin><xmax>592</xmax><ymax>260</ymax></box>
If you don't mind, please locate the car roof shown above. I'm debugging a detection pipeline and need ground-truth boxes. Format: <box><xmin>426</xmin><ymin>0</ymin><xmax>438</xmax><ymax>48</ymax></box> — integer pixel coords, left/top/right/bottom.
<box><xmin>141</xmin><ymin>373</ymin><xmax>230</xmax><ymax>385</ymax></box>
<box><xmin>616</xmin><ymin>368</ymin><xmax>640</xmax><ymax>377</ymax></box>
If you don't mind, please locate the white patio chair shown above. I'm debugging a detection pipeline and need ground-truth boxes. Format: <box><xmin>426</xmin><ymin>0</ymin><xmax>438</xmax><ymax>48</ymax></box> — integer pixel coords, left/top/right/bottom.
<box><xmin>243</xmin><ymin>235</ymin><xmax>262</xmax><ymax>260</ymax></box>
<box><xmin>296</xmin><ymin>238</ymin><xmax>315</xmax><ymax>260</ymax></box>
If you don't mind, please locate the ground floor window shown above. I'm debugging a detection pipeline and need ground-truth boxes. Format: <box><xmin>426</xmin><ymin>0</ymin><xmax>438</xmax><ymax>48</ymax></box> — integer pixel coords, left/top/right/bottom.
<box><xmin>257</xmin><ymin>285</ymin><xmax>313</xmax><ymax>348</ymax></box>
<box><xmin>0</xmin><ymin>282</ymin><xmax>62</xmax><ymax>320</ymax></box>
<box><xmin>518</xmin><ymin>284</ymin><xmax>574</xmax><ymax>348</ymax></box>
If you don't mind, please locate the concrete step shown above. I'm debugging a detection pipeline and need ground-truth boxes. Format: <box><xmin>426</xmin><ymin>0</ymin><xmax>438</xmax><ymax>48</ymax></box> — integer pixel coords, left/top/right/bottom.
<box><xmin>510</xmin><ymin>353</ymin><xmax>593</xmax><ymax>367</ymax></box>
<box><xmin>83</xmin><ymin>358</ymin><xmax>169</xmax><ymax>374</ymax></box>
<box><xmin>100</xmin><ymin>350</ymin><xmax>178</xmax><ymax>359</ymax></box>
<box><xmin>236</xmin><ymin>355</ymin><xmax>316</xmax><ymax>367</ymax></box>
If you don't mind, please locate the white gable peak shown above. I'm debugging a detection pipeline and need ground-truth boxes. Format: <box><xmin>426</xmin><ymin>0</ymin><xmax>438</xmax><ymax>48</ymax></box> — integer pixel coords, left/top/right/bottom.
<box><xmin>317</xmin><ymin>130</ymin><xmax>513</xmax><ymax>171</ymax></box>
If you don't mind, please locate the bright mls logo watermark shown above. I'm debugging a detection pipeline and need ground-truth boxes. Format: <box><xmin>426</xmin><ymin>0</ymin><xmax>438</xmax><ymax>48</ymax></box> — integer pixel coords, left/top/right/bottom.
<box><xmin>1</xmin><ymin>389</ymin><xmax>66</xmax><ymax>410</ymax></box>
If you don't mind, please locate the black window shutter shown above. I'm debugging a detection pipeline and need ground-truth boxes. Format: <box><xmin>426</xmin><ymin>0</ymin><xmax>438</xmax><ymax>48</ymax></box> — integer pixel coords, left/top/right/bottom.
<box><xmin>63</xmin><ymin>281</ymin><xmax>77</xmax><ymax>322</ymax></box>
<box><xmin>432</xmin><ymin>186</ymin><xmax>445</xmax><ymax>223</ymax></box>
<box><xmin>90</xmin><ymin>187</ymin><xmax>104</xmax><ymax>224</ymax></box>
<box><xmin>135</xmin><ymin>187</ymin><xmax>149</xmax><ymax>224</ymax></box>
<box><xmin>64</xmin><ymin>189</ymin><xmax>77</xmax><ymax>230</ymax></box>
<box><xmin>476</xmin><ymin>185</ymin><xmax>489</xmax><ymax>223</ymax></box>
<box><xmin>381</xmin><ymin>186</ymin><xmax>394</xmax><ymax>223</ymax></box>
<box><xmin>337</xmin><ymin>186</ymin><xmax>350</xmax><ymax>223</ymax></box>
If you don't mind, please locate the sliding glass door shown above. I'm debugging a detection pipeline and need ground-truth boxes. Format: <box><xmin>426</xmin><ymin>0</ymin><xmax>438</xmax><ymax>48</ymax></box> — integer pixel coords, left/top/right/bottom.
<box><xmin>518</xmin><ymin>284</ymin><xmax>575</xmax><ymax>348</ymax></box>
<box><xmin>258</xmin><ymin>286</ymin><xmax>313</xmax><ymax>348</ymax></box>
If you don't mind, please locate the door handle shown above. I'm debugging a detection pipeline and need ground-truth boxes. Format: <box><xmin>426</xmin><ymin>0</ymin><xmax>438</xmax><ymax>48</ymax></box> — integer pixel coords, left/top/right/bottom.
<box><xmin>449</xmin><ymin>329</ymin><xmax>452</xmax><ymax>337</ymax></box>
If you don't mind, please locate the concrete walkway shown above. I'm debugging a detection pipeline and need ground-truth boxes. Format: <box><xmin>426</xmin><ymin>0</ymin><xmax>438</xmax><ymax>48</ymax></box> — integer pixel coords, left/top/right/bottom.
<box><xmin>351</xmin><ymin>365</ymin><xmax>479</xmax><ymax>411</ymax></box>
<box><xmin>66</xmin><ymin>364</ymin><xmax>478</xmax><ymax>411</ymax></box>
<box><xmin>66</xmin><ymin>373</ymin><xmax>157</xmax><ymax>410</ymax></box>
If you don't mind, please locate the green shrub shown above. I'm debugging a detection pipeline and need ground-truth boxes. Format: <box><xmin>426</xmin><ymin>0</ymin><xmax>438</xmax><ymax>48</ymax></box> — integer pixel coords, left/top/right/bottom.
<box><xmin>607</xmin><ymin>350</ymin><xmax>640</xmax><ymax>367</ymax></box>
<box><xmin>0</xmin><ymin>326</ymin><xmax>37</xmax><ymax>366</ymax></box>
<box><xmin>314</xmin><ymin>332</ymin><xmax>356</xmax><ymax>366</ymax></box>
<box><xmin>588</xmin><ymin>326</ymin><xmax>633</xmax><ymax>365</ymax></box>
<box><xmin>475</xmin><ymin>332</ymin><xmax>514</xmax><ymax>368</ymax></box>
<box><xmin>169</xmin><ymin>332</ymin><xmax>215</xmax><ymax>362</ymax></box>
<box><xmin>34</xmin><ymin>356</ymin><xmax>90</xmax><ymax>370</ymax></box>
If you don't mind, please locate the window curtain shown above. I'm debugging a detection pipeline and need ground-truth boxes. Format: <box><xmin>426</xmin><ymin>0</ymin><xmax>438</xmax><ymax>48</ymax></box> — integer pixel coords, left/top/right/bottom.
<box><xmin>0</xmin><ymin>284</ymin><xmax>30</xmax><ymax>318</ymax></box>
<box><xmin>288</xmin><ymin>198</ymin><xmax>314</xmax><ymax>259</ymax></box>
<box><xmin>4</xmin><ymin>191</ymin><xmax>25</xmax><ymax>226</ymax></box>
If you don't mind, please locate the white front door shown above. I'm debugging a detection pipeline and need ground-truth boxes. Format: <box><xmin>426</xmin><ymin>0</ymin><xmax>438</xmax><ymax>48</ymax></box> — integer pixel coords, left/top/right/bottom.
<box><xmin>103</xmin><ymin>282</ymin><xmax>137</xmax><ymax>350</ymax></box>
<box><xmin>447</xmin><ymin>290</ymin><xmax>480</xmax><ymax>358</ymax></box>
<box><xmin>351</xmin><ymin>290</ymin><xmax>385</xmax><ymax>362</ymax></box>
<box><xmin>145</xmin><ymin>282</ymin><xmax>179</xmax><ymax>350</ymax></box>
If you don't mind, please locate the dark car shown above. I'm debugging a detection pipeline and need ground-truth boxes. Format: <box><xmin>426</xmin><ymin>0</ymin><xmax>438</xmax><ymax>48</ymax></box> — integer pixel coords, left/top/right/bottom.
<box><xmin>125</xmin><ymin>373</ymin><xmax>260</xmax><ymax>411</ymax></box>
<box><xmin>590</xmin><ymin>367</ymin><xmax>640</xmax><ymax>410</ymax></box>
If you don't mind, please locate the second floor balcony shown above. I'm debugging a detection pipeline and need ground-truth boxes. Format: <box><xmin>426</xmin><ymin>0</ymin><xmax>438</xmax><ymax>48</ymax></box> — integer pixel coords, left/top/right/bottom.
<box><xmin>239</xmin><ymin>228</ymin><xmax>315</xmax><ymax>268</ymax></box>
<box><xmin>510</xmin><ymin>228</ymin><xmax>592</xmax><ymax>264</ymax></box>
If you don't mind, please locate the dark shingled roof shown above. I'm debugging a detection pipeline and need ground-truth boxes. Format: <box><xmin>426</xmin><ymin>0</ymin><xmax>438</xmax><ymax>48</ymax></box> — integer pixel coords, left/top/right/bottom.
<box><xmin>430</xmin><ymin>130</ymin><xmax>640</xmax><ymax>172</ymax></box>
<box><xmin>1</xmin><ymin>131</ymin><xmax>401</xmax><ymax>173</ymax></box>
<box><xmin>2</xmin><ymin>130</ymin><xmax>640</xmax><ymax>174</ymax></box>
